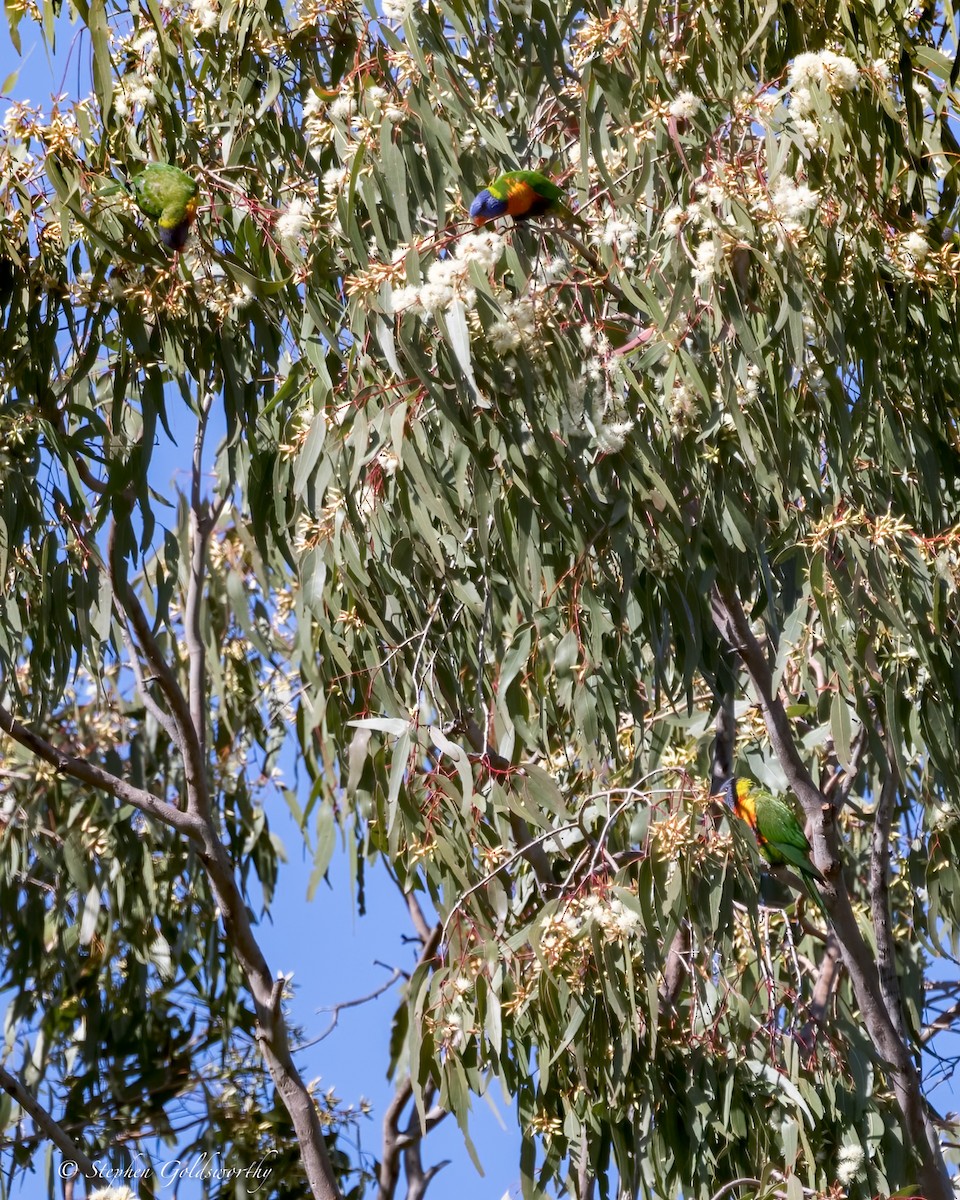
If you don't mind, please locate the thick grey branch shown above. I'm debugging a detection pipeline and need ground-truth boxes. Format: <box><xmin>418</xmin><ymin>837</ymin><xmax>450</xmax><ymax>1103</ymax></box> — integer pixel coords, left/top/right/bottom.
<box><xmin>199</xmin><ymin>835</ymin><xmax>342</xmax><ymax>1200</ymax></box>
<box><xmin>710</xmin><ymin>581</ymin><xmax>950</xmax><ymax>1200</ymax></box>
<box><xmin>0</xmin><ymin>1066</ymin><xmax>98</xmax><ymax>1181</ymax></box>
<box><xmin>871</xmin><ymin>764</ymin><xmax>908</xmax><ymax>1042</ymax></box>
<box><xmin>0</xmin><ymin>704</ymin><xmax>201</xmax><ymax>839</ymax></box>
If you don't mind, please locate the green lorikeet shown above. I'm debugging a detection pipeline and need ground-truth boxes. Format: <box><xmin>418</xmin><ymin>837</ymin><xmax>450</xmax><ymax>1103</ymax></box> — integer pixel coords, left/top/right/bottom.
<box><xmin>723</xmin><ymin>778</ymin><xmax>826</xmax><ymax>914</ymax></box>
<box><xmin>469</xmin><ymin>170</ymin><xmax>586</xmax><ymax>228</ymax></box>
<box><xmin>128</xmin><ymin>163</ymin><xmax>199</xmax><ymax>250</ymax></box>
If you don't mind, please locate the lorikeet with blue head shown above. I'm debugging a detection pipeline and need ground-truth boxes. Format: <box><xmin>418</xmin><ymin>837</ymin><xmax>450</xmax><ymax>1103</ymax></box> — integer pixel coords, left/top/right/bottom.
<box><xmin>128</xmin><ymin>163</ymin><xmax>199</xmax><ymax>250</ymax></box>
<box><xmin>718</xmin><ymin>778</ymin><xmax>827</xmax><ymax>915</ymax></box>
<box><xmin>469</xmin><ymin>170</ymin><xmax>586</xmax><ymax>228</ymax></box>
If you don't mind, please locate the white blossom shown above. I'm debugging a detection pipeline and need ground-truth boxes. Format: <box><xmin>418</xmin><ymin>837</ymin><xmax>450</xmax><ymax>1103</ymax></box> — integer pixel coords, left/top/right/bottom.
<box><xmin>693</xmin><ymin>239</ymin><xmax>718</xmax><ymax>287</ymax></box>
<box><xmin>769</xmin><ymin>175</ymin><xmax>818</xmax><ymax>222</ymax></box>
<box><xmin>836</xmin><ymin>1145</ymin><xmax>865</xmax><ymax>1185</ymax></box>
<box><xmin>601</xmin><ymin>215</ymin><xmax>640</xmax><ymax>252</ymax></box>
<box><xmin>914</xmin><ymin>82</ymin><xmax>932</xmax><ymax>109</ymax></box>
<box><xmin>791</xmin><ymin>114</ymin><xmax>824</xmax><ymax>148</ymax></box>
<box><xmin>486</xmin><ymin>297</ymin><xmax>537</xmax><ymax>352</ymax></box>
<box><xmin>381</xmin><ymin>0</ymin><xmax>415</xmax><ymax>18</ymax></box>
<box><xmin>376</xmin><ymin>448</ymin><xmax>400</xmax><ymax>476</ymax></box>
<box><xmin>329</xmin><ymin>94</ymin><xmax>355</xmax><ymax>122</ymax></box>
<box><xmin>594</xmin><ymin>418</ymin><xmax>634</xmax><ymax>454</ymax></box>
<box><xmin>790</xmin><ymin>50</ymin><xmax>858</xmax><ymax>91</ymax></box>
<box><xmin>322</xmin><ymin>166</ymin><xmax>348</xmax><ymax>193</ymax></box>
<box><xmin>455</xmin><ymin>229</ymin><xmax>505</xmax><ymax>271</ymax></box>
<box><xmin>303</xmin><ymin>90</ymin><xmax>324</xmax><ymax>121</ymax></box>
<box><xmin>902</xmin><ymin>230</ymin><xmax>929</xmax><ymax>262</ymax></box>
<box><xmin>488</xmin><ymin>321</ymin><xmax>522</xmax><ymax>353</ymax></box>
<box><xmin>668</xmin><ymin>90</ymin><xmax>701</xmax><ymax>119</ymax></box>
<box><xmin>189</xmin><ymin>0</ymin><xmax>218</xmax><ymax>30</ymax></box>
<box><xmin>275</xmin><ymin>197</ymin><xmax>312</xmax><ymax>240</ymax></box>
<box><xmin>389</xmin><ymin>285</ymin><xmax>423</xmax><ymax>315</ymax></box>
<box><xmin>871</xmin><ymin>58</ymin><xmax>892</xmax><ymax>85</ymax></box>
<box><xmin>663</xmin><ymin>205</ymin><xmax>686</xmax><ymax>238</ymax></box>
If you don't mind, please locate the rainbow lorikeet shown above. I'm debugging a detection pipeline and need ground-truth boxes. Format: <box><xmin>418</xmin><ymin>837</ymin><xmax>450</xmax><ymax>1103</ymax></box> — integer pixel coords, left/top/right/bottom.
<box><xmin>128</xmin><ymin>163</ymin><xmax>199</xmax><ymax>250</ymax></box>
<box><xmin>469</xmin><ymin>170</ymin><xmax>586</xmax><ymax>228</ymax></box>
<box><xmin>721</xmin><ymin>778</ymin><xmax>826</xmax><ymax>914</ymax></box>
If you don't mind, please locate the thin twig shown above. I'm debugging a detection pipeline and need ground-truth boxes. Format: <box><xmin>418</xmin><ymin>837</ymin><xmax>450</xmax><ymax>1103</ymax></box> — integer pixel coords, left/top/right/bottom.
<box><xmin>297</xmin><ymin>968</ymin><xmax>404</xmax><ymax>1049</ymax></box>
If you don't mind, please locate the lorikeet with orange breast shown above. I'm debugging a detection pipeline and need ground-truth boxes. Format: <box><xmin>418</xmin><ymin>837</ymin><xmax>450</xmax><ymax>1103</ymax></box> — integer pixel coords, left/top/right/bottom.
<box><xmin>719</xmin><ymin>778</ymin><xmax>827</xmax><ymax>915</ymax></box>
<box><xmin>469</xmin><ymin>170</ymin><xmax>586</xmax><ymax>228</ymax></box>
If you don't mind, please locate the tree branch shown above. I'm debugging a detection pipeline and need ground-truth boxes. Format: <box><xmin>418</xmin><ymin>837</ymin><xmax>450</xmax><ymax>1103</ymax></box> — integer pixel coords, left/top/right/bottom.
<box><xmin>871</xmin><ymin>760</ymin><xmax>908</xmax><ymax>1042</ymax></box>
<box><xmin>298</xmin><ymin>968</ymin><xmax>403</xmax><ymax>1048</ymax></box>
<box><xmin>797</xmin><ymin>929</ymin><xmax>843</xmax><ymax>1059</ymax></box>
<box><xmin>0</xmin><ymin>704</ymin><xmax>201</xmax><ymax>839</ymax></box>
<box><xmin>117</xmin><ymin>618</ymin><xmax>182</xmax><ymax>748</ymax></box>
<box><xmin>0</xmin><ymin>700</ymin><xmax>342</xmax><ymax>1198</ymax></box>
<box><xmin>710</xmin><ymin>581</ymin><xmax>951</xmax><ymax>1200</ymax></box>
<box><xmin>921</xmin><ymin>999</ymin><xmax>960</xmax><ymax>1045</ymax></box>
<box><xmin>0</xmin><ymin>1066</ymin><xmax>99</xmax><ymax>1182</ymax></box>
<box><xmin>378</xmin><ymin>920</ymin><xmax>445</xmax><ymax>1200</ymax></box>
<box><xmin>185</xmin><ymin>394</ymin><xmax>214</xmax><ymax>766</ymax></box>
<box><xmin>108</xmin><ymin>517</ymin><xmax>213</xmax><ymax>823</ymax></box>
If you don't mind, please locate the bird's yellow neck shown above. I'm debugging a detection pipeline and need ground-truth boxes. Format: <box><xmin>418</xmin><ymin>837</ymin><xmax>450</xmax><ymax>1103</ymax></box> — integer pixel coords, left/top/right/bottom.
<box><xmin>733</xmin><ymin>778</ymin><xmax>756</xmax><ymax>826</ymax></box>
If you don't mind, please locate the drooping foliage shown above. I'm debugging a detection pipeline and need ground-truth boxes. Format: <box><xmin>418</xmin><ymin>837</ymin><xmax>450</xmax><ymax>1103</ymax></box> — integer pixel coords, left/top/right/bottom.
<box><xmin>4</xmin><ymin>0</ymin><xmax>960</xmax><ymax>1194</ymax></box>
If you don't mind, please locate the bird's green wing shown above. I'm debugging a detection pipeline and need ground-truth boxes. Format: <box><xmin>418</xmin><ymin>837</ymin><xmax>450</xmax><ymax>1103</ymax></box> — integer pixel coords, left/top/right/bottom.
<box><xmin>754</xmin><ymin>791</ymin><xmax>809</xmax><ymax>853</ymax></box>
<box><xmin>766</xmin><ymin>837</ymin><xmax>822</xmax><ymax>881</ymax></box>
<box><xmin>514</xmin><ymin>170</ymin><xmax>566</xmax><ymax>203</ymax></box>
<box><xmin>130</xmin><ymin>164</ymin><xmax>197</xmax><ymax>222</ymax></box>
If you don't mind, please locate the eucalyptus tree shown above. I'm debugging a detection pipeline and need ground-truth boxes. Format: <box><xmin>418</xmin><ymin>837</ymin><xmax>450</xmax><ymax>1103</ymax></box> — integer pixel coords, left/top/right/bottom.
<box><xmin>3</xmin><ymin>0</ymin><xmax>960</xmax><ymax>1196</ymax></box>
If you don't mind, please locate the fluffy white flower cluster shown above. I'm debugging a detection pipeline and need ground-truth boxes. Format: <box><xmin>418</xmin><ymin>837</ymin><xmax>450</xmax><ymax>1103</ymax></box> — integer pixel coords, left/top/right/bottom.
<box><xmin>113</xmin><ymin>75</ymin><xmax>156</xmax><ymax>115</ymax></box>
<box><xmin>769</xmin><ymin>175</ymin><xmax>818</xmax><ymax>222</ymax></box>
<box><xmin>789</xmin><ymin>49</ymin><xmax>859</xmax><ymax>94</ymax></box>
<box><xmin>381</xmin><ymin>0</ymin><xmax>415</xmax><ymax>19</ymax></box>
<box><xmin>578</xmin><ymin>893</ymin><xmax>643</xmax><ymax>940</ymax></box>
<box><xmin>693</xmin><ymin>239</ymin><xmax>718</xmax><ymax>288</ymax></box>
<box><xmin>835</xmin><ymin>1144</ymin><xmax>865</xmax><ymax>1186</ymax></box>
<box><xmin>275</xmin><ymin>197</ymin><xmax>313</xmax><ymax>241</ymax></box>
<box><xmin>901</xmin><ymin>229</ymin><xmax>930</xmax><ymax>264</ymax></box>
<box><xmin>668</xmin><ymin>380</ymin><xmax>697</xmax><ymax>433</ymax></box>
<box><xmin>539</xmin><ymin>893</ymin><xmax>642</xmax><ymax>956</ymax></box>
<box><xmin>788</xmin><ymin>49</ymin><xmax>859</xmax><ymax>116</ymax></box>
<box><xmin>667</xmin><ymin>90</ymin><xmax>701</xmax><ymax>120</ymax></box>
<box><xmin>488</xmin><ymin>297</ymin><xmax>537</xmax><ymax>353</ymax></box>
<box><xmin>390</xmin><ymin>230</ymin><xmax>505</xmax><ymax>319</ymax></box>
<box><xmin>600</xmin><ymin>215</ymin><xmax>641</xmax><ymax>265</ymax></box>
<box><xmin>739</xmin><ymin>361</ymin><xmax>762</xmax><ymax>407</ymax></box>
<box><xmin>189</xmin><ymin>0</ymin><xmax>219</xmax><ymax>31</ymax></box>
<box><xmin>456</xmin><ymin>229</ymin><xmax>505</xmax><ymax>271</ymax></box>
